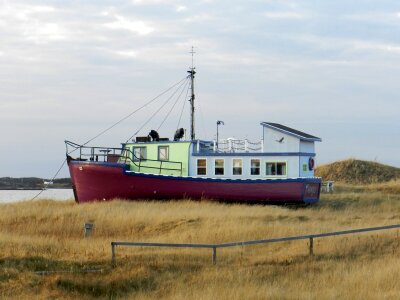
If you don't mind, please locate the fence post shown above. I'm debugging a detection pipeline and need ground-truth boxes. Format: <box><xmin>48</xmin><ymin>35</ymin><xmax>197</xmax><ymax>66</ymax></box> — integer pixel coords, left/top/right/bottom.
<box><xmin>212</xmin><ymin>247</ymin><xmax>217</xmax><ymax>265</ymax></box>
<box><xmin>111</xmin><ymin>242</ymin><xmax>116</xmax><ymax>267</ymax></box>
<box><xmin>309</xmin><ymin>237</ymin><xmax>314</xmax><ymax>257</ymax></box>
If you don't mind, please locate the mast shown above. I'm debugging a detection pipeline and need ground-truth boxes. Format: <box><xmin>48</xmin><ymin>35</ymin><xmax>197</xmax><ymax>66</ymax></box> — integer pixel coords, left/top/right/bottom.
<box><xmin>188</xmin><ymin>47</ymin><xmax>196</xmax><ymax>140</ymax></box>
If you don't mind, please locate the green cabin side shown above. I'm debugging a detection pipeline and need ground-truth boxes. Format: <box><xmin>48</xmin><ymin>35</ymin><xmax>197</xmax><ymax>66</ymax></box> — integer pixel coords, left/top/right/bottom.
<box><xmin>124</xmin><ymin>141</ymin><xmax>191</xmax><ymax>176</ymax></box>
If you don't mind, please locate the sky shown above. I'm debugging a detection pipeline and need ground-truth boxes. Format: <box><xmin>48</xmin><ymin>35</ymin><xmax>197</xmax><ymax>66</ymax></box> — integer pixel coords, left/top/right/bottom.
<box><xmin>1</xmin><ymin>0</ymin><xmax>400</xmax><ymax>178</ymax></box>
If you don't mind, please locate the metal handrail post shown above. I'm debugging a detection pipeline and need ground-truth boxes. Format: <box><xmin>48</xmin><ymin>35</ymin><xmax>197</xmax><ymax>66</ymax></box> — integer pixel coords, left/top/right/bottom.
<box><xmin>212</xmin><ymin>247</ymin><xmax>217</xmax><ymax>265</ymax></box>
<box><xmin>111</xmin><ymin>242</ymin><xmax>116</xmax><ymax>267</ymax></box>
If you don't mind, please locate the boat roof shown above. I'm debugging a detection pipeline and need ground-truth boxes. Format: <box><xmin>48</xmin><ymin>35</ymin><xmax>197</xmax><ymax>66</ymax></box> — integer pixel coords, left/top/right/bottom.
<box><xmin>260</xmin><ymin>122</ymin><xmax>322</xmax><ymax>142</ymax></box>
<box><xmin>125</xmin><ymin>140</ymin><xmax>192</xmax><ymax>145</ymax></box>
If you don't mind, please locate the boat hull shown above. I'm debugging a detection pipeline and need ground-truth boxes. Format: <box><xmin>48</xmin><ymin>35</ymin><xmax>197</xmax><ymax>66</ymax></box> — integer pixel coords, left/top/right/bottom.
<box><xmin>68</xmin><ymin>160</ymin><xmax>321</xmax><ymax>204</ymax></box>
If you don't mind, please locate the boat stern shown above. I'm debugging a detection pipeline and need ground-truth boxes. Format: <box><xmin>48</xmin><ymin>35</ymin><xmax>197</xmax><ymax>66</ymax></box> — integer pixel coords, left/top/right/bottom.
<box><xmin>303</xmin><ymin>179</ymin><xmax>321</xmax><ymax>204</ymax></box>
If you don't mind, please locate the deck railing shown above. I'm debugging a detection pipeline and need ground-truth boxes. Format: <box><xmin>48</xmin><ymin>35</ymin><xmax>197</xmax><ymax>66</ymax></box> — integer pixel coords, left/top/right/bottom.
<box><xmin>110</xmin><ymin>224</ymin><xmax>400</xmax><ymax>266</ymax></box>
<box><xmin>64</xmin><ymin>140</ymin><xmax>183</xmax><ymax>175</ymax></box>
<box><xmin>195</xmin><ymin>139</ymin><xmax>263</xmax><ymax>153</ymax></box>
<box><xmin>321</xmin><ymin>181</ymin><xmax>335</xmax><ymax>192</ymax></box>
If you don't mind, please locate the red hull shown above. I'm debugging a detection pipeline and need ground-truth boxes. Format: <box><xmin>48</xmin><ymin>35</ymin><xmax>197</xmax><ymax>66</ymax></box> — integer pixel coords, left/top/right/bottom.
<box><xmin>68</xmin><ymin>160</ymin><xmax>321</xmax><ymax>204</ymax></box>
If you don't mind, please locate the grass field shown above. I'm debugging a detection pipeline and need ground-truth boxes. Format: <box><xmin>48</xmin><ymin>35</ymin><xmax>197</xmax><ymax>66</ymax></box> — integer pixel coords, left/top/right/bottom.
<box><xmin>1</xmin><ymin>184</ymin><xmax>400</xmax><ymax>299</ymax></box>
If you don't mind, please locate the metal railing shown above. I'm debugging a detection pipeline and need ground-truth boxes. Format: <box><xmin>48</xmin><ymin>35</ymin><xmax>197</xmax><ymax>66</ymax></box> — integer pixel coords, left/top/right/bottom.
<box><xmin>65</xmin><ymin>140</ymin><xmax>127</xmax><ymax>163</ymax></box>
<box><xmin>65</xmin><ymin>140</ymin><xmax>183</xmax><ymax>175</ymax></box>
<box><xmin>110</xmin><ymin>224</ymin><xmax>400</xmax><ymax>266</ymax></box>
<box><xmin>194</xmin><ymin>139</ymin><xmax>263</xmax><ymax>154</ymax></box>
<box><xmin>136</xmin><ymin>158</ymin><xmax>183</xmax><ymax>175</ymax></box>
<box><xmin>321</xmin><ymin>181</ymin><xmax>335</xmax><ymax>192</ymax></box>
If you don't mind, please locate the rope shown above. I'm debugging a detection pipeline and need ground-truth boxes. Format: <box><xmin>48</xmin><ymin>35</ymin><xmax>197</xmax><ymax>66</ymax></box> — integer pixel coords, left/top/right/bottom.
<box><xmin>30</xmin><ymin>158</ymin><xmax>67</xmax><ymax>201</ymax></box>
<box><xmin>83</xmin><ymin>76</ymin><xmax>188</xmax><ymax>146</ymax></box>
<box><xmin>126</xmin><ymin>77</ymin><xmax>189</xmax><ymax>142</ymax></box>
<box><xmin>176</xmin><ymin>81</ymin><xmax>190</xmax><ymax>130</ymax></box>
<box><xmin>157</xmin><ymin>78</ymin><xmax>190</xmax><ymax>131</ymax></box>
<box><xmin>30</xmin><ymin>76</ymin><xmax>188</xmax><ymax>201</ymax></box>
<box><xmin>195</xmin><ymin>76</ymin><xmax>207</xmax><ymax>138</ymax></box>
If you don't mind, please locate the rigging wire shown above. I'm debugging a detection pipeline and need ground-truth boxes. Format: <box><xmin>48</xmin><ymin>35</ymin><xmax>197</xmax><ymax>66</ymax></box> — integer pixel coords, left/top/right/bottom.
<box><xmin>156</xmin><ymin>79</ymin><xmax>190</xmax><ymax>131</ymax></box>
<box><xmin>194</xmin><ymin>78</ymin><xmax>208</xmax><ymax>139</ymax></box>
<box><xmin>176</xmin><ymin>81</ymin><xmax>190</xmax><ymax>130</ymax></box>
<box><xmin>126</xmin><ymin>76</ymin><xmax>189</xmax><ymax>142</ymax></box>
<box><xmin>31</xmin><ymin>158</ymin><xmax>67</xmax><ymax>201</ymax></box>
<box><xmin>197</xmin><ymin>100</ymin><xmax>208</xmax><ymax>139</ymax></box>
<box><xmin>30</xmin><ymin>76</ymin><xmax>188</xmax><ymax>202</ymax></box>
<box><xmin>82</xmin><ymin>76</ymin><xmax>188</xmax><ymax>146</ymax></box>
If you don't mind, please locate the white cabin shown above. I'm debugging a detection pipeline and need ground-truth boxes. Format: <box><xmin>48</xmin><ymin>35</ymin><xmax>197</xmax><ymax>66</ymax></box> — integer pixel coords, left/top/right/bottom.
<box><xmin>188</xmin><ymin>122</ymin><xmax>321</xmax><ymax>179</ymax></box>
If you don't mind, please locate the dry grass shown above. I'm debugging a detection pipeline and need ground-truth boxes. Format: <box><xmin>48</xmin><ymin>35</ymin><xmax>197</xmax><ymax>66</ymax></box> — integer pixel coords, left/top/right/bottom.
<box><xmin>1</xmin><ymin>185</ymin><xmax>400</xmax><ymax>299</ymax></box>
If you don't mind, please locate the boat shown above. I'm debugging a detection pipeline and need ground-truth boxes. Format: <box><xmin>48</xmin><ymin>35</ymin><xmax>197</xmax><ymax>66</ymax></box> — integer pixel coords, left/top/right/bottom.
<box><xmin>65</xmin><ymin>65</ymin><xmax>322</xmax><ymax>204</ymax></box>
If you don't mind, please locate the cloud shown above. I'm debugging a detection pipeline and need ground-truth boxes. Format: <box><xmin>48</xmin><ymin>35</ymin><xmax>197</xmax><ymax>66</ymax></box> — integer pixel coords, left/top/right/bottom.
<box><xmin>263</xmin><ymin>11</ymin><xmax>308</xmax><ymax>19</ymax></box>
<box><xmin>132</xmin><ymin>0</ymin><xmax>164</xmax><ymax>4</ymax></box>
<box><xmin>23</xmin><ymin>22</ymin><xmax>68</xmax><ymax>42</ymax></box>
<box><xmin>104</xmin><ymin>14</ymin><xmax>154</xmax><ymax>35</ymax></box>
<box><xmin>114</xmin><ymin>50</ymin><xmax>138</xmax><ymax>58</ymax></box>
<box><xmin>184</xmin><ymin>13</ymin><xmax>213</xmax><ymax>23</ymax></box>
<box><xmin>0</xmin><ymin>3</ymin><xmax>68</xmax><ymax>43</ymax></box>
<box><xmin>350</xmin><ymin>40</ymin><xmax>400</xmax><ymax>54</ymax></box>
<box><xmin>0</xmin><ymin>3</ymin><xmax>56</xmax><ymax>21</ymax></box>
<box><xmin>176</xmin><ymin>5</ymin><xmax>187</xmax><ymax>12</ymax></box>
<box><xmin>131</xmin><ymin>0</ymin><xmax>187</xmax><ymax>8</ymax></box>
<box><xmin>346</xmin><ymin>11</ymin><xmax>400</xmax><ymax>25</ymax></box>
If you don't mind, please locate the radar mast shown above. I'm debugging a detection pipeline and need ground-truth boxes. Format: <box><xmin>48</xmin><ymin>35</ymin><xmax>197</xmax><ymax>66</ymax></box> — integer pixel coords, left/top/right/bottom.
<box><xmin>188</xmin><ymin>46</ymin><xmax>196</xmax><ymax>140</ymax></box>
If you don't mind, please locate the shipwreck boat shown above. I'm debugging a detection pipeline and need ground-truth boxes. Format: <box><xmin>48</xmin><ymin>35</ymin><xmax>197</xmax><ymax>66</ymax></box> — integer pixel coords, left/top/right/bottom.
<box><xmin>66</xmin><ymin>67</ymin><xmax>322</xmax><ymax>204</ymax></box>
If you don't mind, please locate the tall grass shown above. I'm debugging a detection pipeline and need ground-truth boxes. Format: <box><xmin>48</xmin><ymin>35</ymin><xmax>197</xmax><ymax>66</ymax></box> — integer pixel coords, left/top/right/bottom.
<box><xmin>1</xmin><ymin>186</ymin><xmax>400</xmax><ymax>299</ymax></box>
<box><xmin>315</xmin><ymin>158</ymin><xmax>400</xmax><ymax>184</ymax></box>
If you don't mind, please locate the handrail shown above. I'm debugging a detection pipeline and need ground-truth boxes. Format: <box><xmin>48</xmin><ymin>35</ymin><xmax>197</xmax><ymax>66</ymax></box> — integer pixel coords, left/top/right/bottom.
<box><xmin>65</xmin><ymin>140</ymin><xmax>183</xmax><ymax>175</ymax></box>
<box><xmin>110</xmin><ymin>223</ymin><xmax>400</xmax><ymax>266</ymax></box>
<box><xmin>195</xmin><ymin>138</ymin><xmax>263</xmax><ymax>153</ymax></box>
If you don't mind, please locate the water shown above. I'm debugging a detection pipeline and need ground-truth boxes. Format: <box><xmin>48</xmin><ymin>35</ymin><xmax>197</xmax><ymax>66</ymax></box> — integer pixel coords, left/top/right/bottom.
<box><xmin>0</xmin><ymin>189</ymin><xmax>74</xmax><ymax>203</ymax></box>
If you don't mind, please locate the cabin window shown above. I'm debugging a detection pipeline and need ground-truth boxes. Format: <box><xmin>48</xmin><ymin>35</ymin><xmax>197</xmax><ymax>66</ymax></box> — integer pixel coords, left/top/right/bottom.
<box><xmin>158</xmin><ymin>146</ymin><xmax>169</xmax><ymax>161</ymax></box>
<box><xmin>232</xmin><ymin>159</ymin><xmax>242</xmax><ymax>175</ymax></box>
<box><xmin>266</xmin><ymin>162</ymin><xmax>287</xmax><ymax>176</ymax></box>
<box><xmin>215</xmin><ymin>159</ymin><xmax>224</xmax><ymax>175</ymax></box>
<box><xmin>197</xmin><ymin>159</ymin><xmax>207</xmax><ymax>175</ymax></box>
<box><xmin>133</xmin><ymin>147</ymin><xmax>146</xmax><ymax>161</ymax></box>
<box><xmin>251</xmin><ymin>159</ymin><xmax>260</xmax><ymax>175</ymax></box>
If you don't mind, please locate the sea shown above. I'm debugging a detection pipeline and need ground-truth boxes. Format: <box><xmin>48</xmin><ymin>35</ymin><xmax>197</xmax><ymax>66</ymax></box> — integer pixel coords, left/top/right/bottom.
<box><xmin>0</xmin><ymin>189</ymin><xmax>74</xmax><ymax>204</ymax></box>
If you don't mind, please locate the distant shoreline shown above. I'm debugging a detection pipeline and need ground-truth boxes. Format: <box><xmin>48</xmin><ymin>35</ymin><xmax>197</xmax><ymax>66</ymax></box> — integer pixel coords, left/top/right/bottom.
<box><xmin>0</xmin><ymin>177</ymin><xmax>72</xmax><ymax>190</ymax></box>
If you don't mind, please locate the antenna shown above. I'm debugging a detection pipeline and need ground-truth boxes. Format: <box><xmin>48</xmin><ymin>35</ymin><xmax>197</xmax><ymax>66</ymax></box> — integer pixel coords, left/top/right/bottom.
<box><xmin>216</xmin><ymin>120</ymin><xmax>225</xmax><ymax>149</ymax></box>
<box><xmin>190</xmin><ymin>46</ymin><xmax>195</xmax><ymax>69</ymax></box>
